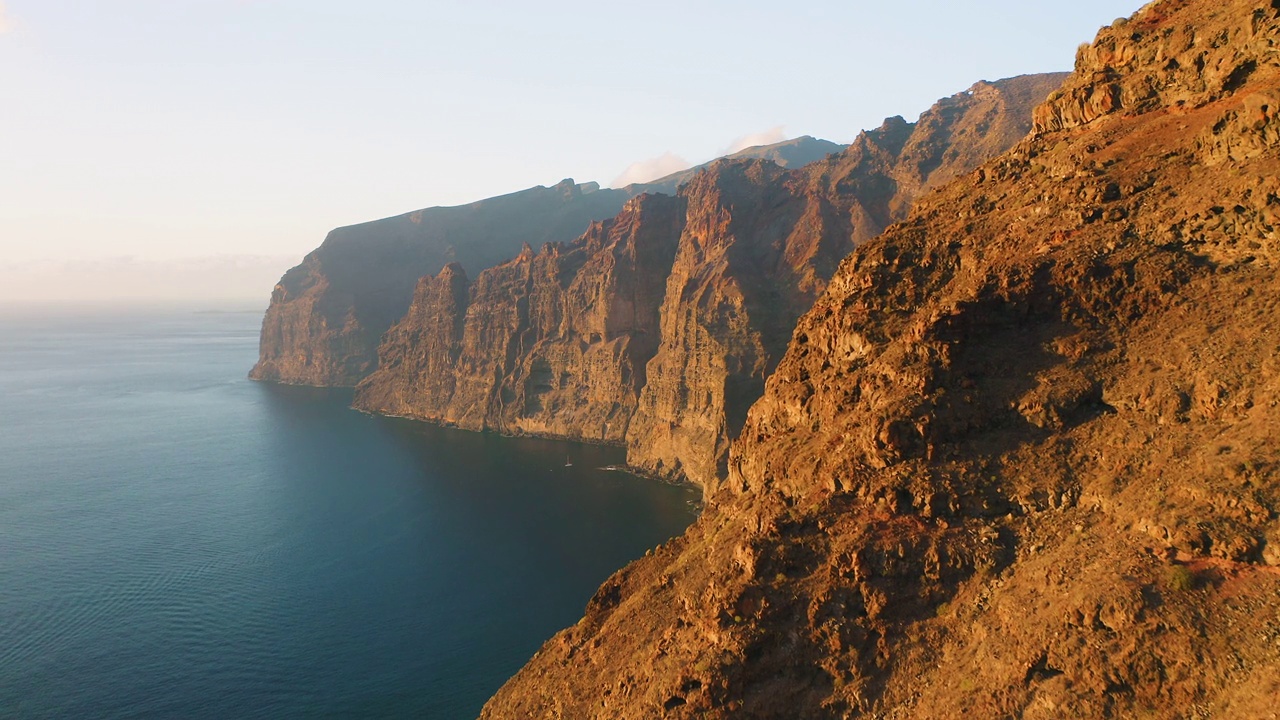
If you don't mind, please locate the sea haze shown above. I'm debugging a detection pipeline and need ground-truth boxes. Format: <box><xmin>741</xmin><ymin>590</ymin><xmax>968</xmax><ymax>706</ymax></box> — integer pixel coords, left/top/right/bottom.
<box><xmin>0</xmin><ymin>309</ymin><xmax>697</xmax><ymax>718</ymax></box>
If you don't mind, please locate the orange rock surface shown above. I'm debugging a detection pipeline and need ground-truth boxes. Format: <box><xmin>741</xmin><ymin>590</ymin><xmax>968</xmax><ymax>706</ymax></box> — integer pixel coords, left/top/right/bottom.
<box><xmin>481</xmin><ymin>1</ymin><xmax>1280</xmax><ymax>717</ymax></box>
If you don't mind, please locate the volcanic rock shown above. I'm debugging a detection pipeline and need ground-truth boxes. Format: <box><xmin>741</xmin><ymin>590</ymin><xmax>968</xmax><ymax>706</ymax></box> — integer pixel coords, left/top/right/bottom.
<box><xmin>627</xmin><ymin>74</ymin><xmax>1065</xmax><ymax>484</ymax></box>
<box><xmin>355</xmin><ymin>74</ymin><xmax>1065</xmax><ymax>487</ymax></box>
<box><xmin>250</xmin><ymin>179</ymin><xmax>629</xmax><ymax>386</ymax></box>
<box><xmin>631</xmin><ymin>135</ymin><xmax>848</xmax><ymax>196</ymax></box>
<box><xmin>356</xmin><ymin>192</ymin><xmax>686</xmax><ymax>440</ymax></box>
<box><xmin>481</xmin><ymin>1</ymin><xmax>1280</xmax><ymax>717</ymax></box>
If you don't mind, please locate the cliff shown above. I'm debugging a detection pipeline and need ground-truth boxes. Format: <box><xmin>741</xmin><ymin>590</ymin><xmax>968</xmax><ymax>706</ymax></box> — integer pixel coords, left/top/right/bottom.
<box><xmin>250</xmin><ymin>179</ymin><xmax>631</xmax><ymax>386</ymax></box>
<box><xmin>252</xmin><ymin>137</ymin><xmax>847</xmax><ymax>389</ymax></box>
<box><xmin>481</xmin><ymin>0</ymin><xmax>1280</xmax><ymax>717</ymax></box>
<box><xmin>626</xmin><ymin>73</ymin><xmax>1068</xmax><ymax>484</ymax></box>
<box><xmin>354</xmin><ymin>74</ymin><xmax>1065</xmax><ymax>487</ymax></box>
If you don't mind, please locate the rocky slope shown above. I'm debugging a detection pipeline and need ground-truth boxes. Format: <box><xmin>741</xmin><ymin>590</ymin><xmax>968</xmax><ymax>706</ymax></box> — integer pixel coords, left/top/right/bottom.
<box><xmin>626</xmin><ymin>73</ymin><xmax>1066</xmax><ymax>484</ymax></box>
<box><xmin>354</xmin><ymin>74</ymin><xmax>1064</xmax><ymax>487</ymax></box>
<box><xmin>481</xmin><ymin>0</ymin><xmax>1280</xmax><ymax>717</ymax></box>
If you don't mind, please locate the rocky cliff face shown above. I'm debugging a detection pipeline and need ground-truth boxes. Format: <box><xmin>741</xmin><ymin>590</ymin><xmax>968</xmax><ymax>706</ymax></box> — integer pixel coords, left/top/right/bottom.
<box><xmin>252</xmin><ymin>137</ymin><xmax>850</xmax><ymax>389</ymax></box>
<box><xmin>626</xmin><ymin>73</ymin><xmax>1066</xmax><ymax>484</ymax></box>
<box><xmin>622</xmin><ymin>160</ymin><xmax>812</xmax><ymax>484</ymax></box>
<box><xmin>250</xmin><ymin>179</ymin><xmax>632</xmax><ymax>386</ymax></box>
<box><xmin>355</xmin><ymin>192</ymin><xmax>687</xmax><ymax>440</ymax></box>
<box><xmin>481</xmin><ymin>1</ymin><xmax>1280</xmax><ymax>717</ymax></box>
<box><xmin>355</xmin><ymin>74</ymin><xmax>1064</xmax><ymax>487</ymax></box>
<box><xmin>631</xmin><ymin>135</ymin><xmax>848</xmax><ymax>196</ymax></box>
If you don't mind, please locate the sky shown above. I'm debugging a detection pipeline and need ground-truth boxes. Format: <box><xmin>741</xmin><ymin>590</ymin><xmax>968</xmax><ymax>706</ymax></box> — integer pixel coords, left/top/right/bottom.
<box><xmin>0</xmin><ymin>0</ymin><xmax>1145</xmax><ymax>307</ymax></box>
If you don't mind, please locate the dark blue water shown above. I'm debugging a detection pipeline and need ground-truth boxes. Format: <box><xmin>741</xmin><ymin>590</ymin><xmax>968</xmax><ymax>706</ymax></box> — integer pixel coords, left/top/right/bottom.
<box><xmin>0</xmin><ymin>309</ymin><xmax>697</xmax><ymax>719</ymax></box>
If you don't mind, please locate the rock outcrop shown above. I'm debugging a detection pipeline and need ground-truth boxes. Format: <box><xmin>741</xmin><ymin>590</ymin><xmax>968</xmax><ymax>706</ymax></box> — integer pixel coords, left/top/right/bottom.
<box><xmin>481</xmin><ymin>1</ymin><xmax>1280</xmax><ymax>717</ymax></box>
<box><xmin>354</xmin><ymin>74</ymin><xmax>1065</xmax><ymax>487</ymax></box>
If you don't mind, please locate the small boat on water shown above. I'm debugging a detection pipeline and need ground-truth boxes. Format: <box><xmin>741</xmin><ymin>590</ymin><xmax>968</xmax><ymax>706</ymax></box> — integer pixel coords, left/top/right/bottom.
<box><xmin>564</xmin><ymin>456</ymin><xmax>572</xmax><ymax>467</ymax></box>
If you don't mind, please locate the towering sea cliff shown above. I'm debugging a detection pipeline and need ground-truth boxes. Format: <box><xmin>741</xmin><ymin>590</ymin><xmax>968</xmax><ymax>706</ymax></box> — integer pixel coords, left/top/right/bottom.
<box><xmin>482</xmin><ymin>0</ymin><xmax>1280</xmax><ymax>717</ymax></box>
<box><xmin>250</xmin><ymin>179</ymin><xmax>629</xmax><ymax>386</ymax></box>
<box><xmin>353</xmin><ymin>74</ymin><xmax>1066</xmax><ymax>486</ymax></box>
<box><xmin>252</xmin><ymin>138</ymin><xmax>847</xmax><ymax>388</ymax></box>
<box><xmin>355</xmin><ymin>192</ymin><xmax>687</xmax><ymax>441</ymax></box>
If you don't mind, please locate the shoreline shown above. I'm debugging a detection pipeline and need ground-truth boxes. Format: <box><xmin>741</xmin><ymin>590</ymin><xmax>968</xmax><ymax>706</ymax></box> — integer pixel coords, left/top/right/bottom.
<box><xmin>249</xmin><ymin>375</ymin><xmax>707</xmax><ymax>511</ymax></box>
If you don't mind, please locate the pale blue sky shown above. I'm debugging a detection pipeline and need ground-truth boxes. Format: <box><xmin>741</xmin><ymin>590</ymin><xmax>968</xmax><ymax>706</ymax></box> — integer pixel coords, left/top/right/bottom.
<box><xmin>0</xmin><ymin>0</ymin><xmax>1144</xmax><ymax>304</ymax></box>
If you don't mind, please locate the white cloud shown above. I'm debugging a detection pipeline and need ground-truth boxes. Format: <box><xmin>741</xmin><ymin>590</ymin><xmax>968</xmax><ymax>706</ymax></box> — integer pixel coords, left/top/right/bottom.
<box><xmin>723</xmin><ymin>126</ymin><xmax>788</xmax><ymax>154</ymax></box>
<box><xmin>609</xmin><ymin>127</ymin><xmax>794</xmax><ymax>189</ymax></box>
<box><xmin>610</xmin><ymin>151</ymin><xmax>693</xmax><ymax>188</ymax></box>
<box><xmin>0</xmin><ymin>2</ymin><xmax>12</xmax><ymax>34</ymax></box>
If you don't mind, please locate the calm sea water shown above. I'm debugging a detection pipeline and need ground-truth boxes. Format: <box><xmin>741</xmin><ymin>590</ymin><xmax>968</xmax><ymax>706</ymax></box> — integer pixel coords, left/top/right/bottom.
<box><xmin>0</xmin><ymin>309</ymin><xmax>697</xmax><ymax>719</ymax></box>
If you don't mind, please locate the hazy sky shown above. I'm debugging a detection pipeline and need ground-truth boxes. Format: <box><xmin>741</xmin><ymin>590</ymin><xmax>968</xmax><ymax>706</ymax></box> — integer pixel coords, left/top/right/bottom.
<box><xmin>0</xmin><ymin>0</ymin><xmax>1144</xmax><ymax>306</ymax></box>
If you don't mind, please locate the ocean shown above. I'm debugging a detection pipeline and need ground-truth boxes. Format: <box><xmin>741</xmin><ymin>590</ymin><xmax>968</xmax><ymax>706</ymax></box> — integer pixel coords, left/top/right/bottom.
<box><xmin>0</xmin><ymin>308</ymin><xmax>698</xmax><ymax>718</ymax></box>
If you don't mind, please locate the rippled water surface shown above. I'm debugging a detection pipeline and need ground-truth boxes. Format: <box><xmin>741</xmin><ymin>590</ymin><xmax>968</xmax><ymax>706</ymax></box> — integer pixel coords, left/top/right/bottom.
<box><xmin>0</xmin><ymin>309</ymin><xmax>698</xmax><ymax>718</ymax></box>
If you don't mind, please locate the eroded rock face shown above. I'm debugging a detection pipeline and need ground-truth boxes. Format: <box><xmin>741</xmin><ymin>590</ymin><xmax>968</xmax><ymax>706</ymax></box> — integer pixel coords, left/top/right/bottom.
<box><xmin>623</xmin><ymin>160</ymin><xmax>819</xmax><ymax>484</ymax></box>
<box><xmin>355</xmin><ymin>74</ymin><xmax>1064</xmax><ymax>487</ymax></box>
<box><xmin>347</xmin><ymin>262</ymin><xmax>470</xmax><ymax>418</ymax></box>
<box><xmin>354</xmin><ymin>193</ymin><xmax>687</xmax><ymax>440</ymax></box>
<box><xmin>250</xmin><ymin>179</ymin><xmax>632</xmax><ymax>386</ymax></box>
<box><xmin>1032</xmin><ymin>3</ymin><xmax>1277</xmax><ymax>134</ymax></box>
<box><xmin>252</xmin><ymin>137</ymin><xmax>853</xmax><ymax>389</ymax></box>
<box><xmin>626</xmin><ymin>74</ymin><xmax>1066</xmax><ymax>484</ymax></box>
<box><xmin>482</xmin><ymin>1</ymin><xmax>1280</xmax><ymax>717</ymax></box>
